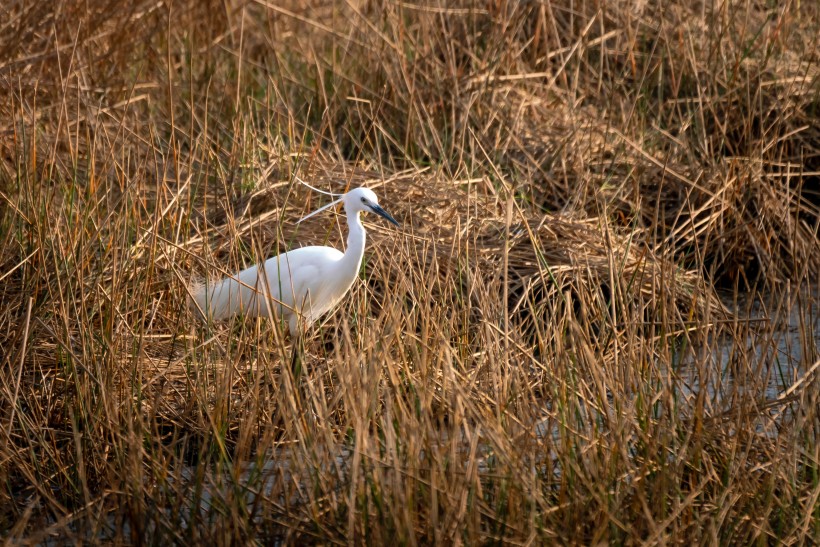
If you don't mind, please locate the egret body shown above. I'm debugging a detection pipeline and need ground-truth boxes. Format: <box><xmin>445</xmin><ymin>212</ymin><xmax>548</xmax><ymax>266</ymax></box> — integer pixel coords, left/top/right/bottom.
<box><xmin>190</xmin><ymin>187</ymin><xmax>399</xmax><ymax>334</ymax></box>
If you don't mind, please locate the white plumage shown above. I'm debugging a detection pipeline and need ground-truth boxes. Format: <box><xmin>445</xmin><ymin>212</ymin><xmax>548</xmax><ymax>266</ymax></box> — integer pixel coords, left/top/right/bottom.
<box><xmin>189</xmin><ymin>187</ymin><xmax>399</xmax><ymax>334</ymax></box>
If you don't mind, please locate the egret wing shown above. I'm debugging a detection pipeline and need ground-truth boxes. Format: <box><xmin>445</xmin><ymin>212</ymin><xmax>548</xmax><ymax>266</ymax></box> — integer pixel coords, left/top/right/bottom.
<box><xmin>261</xmin><ymin>246</ymin><xmax>343</xmax><ymax>319</ymax></box>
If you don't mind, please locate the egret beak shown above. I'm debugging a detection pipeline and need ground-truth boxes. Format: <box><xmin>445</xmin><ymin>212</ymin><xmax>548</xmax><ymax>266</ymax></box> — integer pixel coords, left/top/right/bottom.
<box><xmin>368</xmin><ymin>203</ymin><xmax>400</xmax><ymax>226</ymax></box>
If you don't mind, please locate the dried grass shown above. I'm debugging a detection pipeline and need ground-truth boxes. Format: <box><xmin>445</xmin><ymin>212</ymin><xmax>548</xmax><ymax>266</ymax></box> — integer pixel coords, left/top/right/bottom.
<box><xmin>1</xmin><ymin>0</ymin><xmax>819</xmax><ymax>544</ymax></box>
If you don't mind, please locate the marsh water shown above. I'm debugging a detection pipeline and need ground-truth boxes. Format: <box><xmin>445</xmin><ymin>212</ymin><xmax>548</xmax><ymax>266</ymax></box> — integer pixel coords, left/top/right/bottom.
<box><xmin>675</xmin><ymin>287</ymin><xmax>819</xmax><ymax>405</ymax></box>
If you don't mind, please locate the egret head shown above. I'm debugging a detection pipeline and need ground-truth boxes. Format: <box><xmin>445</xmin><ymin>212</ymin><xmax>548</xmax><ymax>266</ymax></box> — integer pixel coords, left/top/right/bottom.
<box><xmin>344</xmin><ymin>187</ymin><xmax>400</xmax><ymax>226</ymax></box>
<box><xmin>296</xmin><ymin>180</ymin><xmax>400</xmax><ymax>226</ymax></box>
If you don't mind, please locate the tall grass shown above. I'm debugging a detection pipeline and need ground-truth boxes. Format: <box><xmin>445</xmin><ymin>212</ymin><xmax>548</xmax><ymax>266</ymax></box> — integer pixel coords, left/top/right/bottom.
<box><xmin>1</xmin><ymin>0</ymin><xmax>819</xmax><ymax>543</ymax></box>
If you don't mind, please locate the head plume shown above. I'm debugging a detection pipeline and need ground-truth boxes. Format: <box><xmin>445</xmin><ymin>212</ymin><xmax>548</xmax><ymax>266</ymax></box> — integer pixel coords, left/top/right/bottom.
<box><xmin>295</xmin><ymin>176</ymin><xmax>344</xmax><ymax>223</ymax></box>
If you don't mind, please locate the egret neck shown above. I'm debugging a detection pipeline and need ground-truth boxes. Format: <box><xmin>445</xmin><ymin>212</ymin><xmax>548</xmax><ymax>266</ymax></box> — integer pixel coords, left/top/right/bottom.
<box><xmin>339</xmin><ymin>208</ymin><xmax>366</xmax><ymax>284</ymax></box>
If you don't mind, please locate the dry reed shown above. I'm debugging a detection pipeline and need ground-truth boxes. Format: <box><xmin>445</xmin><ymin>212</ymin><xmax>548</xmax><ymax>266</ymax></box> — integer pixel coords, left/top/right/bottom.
<box><xmin>1</xmin><ymin>0</ymin><xmax>819</xmax><ymax>544</ymax></box>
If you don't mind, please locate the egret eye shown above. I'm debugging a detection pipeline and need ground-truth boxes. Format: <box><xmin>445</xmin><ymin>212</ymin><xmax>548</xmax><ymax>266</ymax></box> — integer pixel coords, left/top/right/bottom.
<box><xmin>361</xmin><ymin>197</ymin><xmax>366</xmax><ymax>203</ymax></box>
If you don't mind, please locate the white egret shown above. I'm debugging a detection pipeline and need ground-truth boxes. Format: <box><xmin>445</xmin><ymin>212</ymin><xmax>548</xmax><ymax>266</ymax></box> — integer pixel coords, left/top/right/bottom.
<box><xmin>189</xmin><ymin>186</ymin><xmax>399</xmax><ymax>334</ymax></box>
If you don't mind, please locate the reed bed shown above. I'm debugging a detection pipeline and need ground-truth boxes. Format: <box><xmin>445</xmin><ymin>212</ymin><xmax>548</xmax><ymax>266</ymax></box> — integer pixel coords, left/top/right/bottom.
<box><xmin>1</xmin><ymin>0</ymin><xmax>819</xmax><ymax>544</ymax></box>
